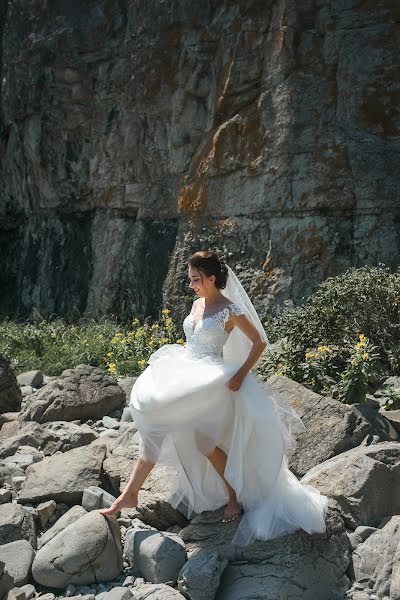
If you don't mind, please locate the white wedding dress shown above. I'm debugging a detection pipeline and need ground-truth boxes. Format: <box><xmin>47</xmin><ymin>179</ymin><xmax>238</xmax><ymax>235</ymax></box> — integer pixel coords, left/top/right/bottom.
<box><xmin>130</xmin><ymin>301</ymin><xmax>329</xmax><ymax>545</ymax></box>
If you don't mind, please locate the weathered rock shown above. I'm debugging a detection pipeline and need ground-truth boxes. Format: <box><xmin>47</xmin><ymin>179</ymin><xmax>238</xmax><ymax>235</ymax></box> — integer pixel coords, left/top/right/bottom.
<box><xmin>18</xmin><ymin>365</ymin><xmax>125</xmax><ymax>423</ymax></box>
<box><xmin>352</xmin><ymin>515</ymin><xmax>400</xmax><ymax>599</ymax></box>
<box><xmin>0</xmin><ymin>503</ymin><xmax>36</xmax><ymax>548</ymax></box>
<box><xmin>180</xmin><ymin>502</ymin><xmax>350</xmax><ymax>599</ymax></box>
<box><xmin>38</xmin><ymin>505</ymin><xmax>87</xmax><ymax>549</ymax></box>
<box><xmin>0</xmin><ymin>420</ymin><xmax>98</xmax><ymax>459</ymax></box>
<box><xmin>82</xmin><ymin>486</ymin><xmax>116</xmax><ymax>511</ymax></box>
<box><xmin>124</xmin><ymin>529</ymin><xmax>187</xmax><ymax>584</ymax></box>
<box><xmin>35</xmin><ymin>500</ymin><xmax>56</xmax><ymax>529</ymax></box>
<box><xmin>99</xmin><ymin>589</ymin><xmax>133</xmax><ymax>600</ymax></box>
<box><xmin>0</xmin><ymin>357</ymin><xmax>22</xmax><ymax>414</ymax></box>
<box><xmin>18</xmin><ymin>443</ymin><xmax>107</xmax><ymax>505</ymax></box>
<box><xmin>117</xmin><ymin>379</ymin><xmax>137</xmax><ymax>404</ymax></box>
<box><xmin>131</xmin><ymin>584</ymin><xmax>186</xmax><ymax>599</ymax></box>
<box><xmin>0</xmin><ymin>540</ymin><xmax>35</xmax><ymax>599</ymax></box>
<box><xmin>0</xmin><ymin>489</ymin><xmax>12</xmax><ymax>504</ymax></box>
<box><xmin>3</xmin><ymin>446</ymin><xmax>43</xmax><ymax>470</ymax></box>
<box><xmin>177</xmin><ymin>550</ymin><xmax>228</xmax><ymax>600</ymax></box>
<box><xmin>301</xmin><ymin>441</ymin><xmax>400</xmax><ymax>529</ymax></box>
<box><xmin>32</xmin><ymin>510</ymin><xmax>123</xmax><ymax>588</ymax></box>
<box><xmin>267</xmin><ymin>375</ymin><xmax>397</xmax><ymax>477</ymax></box>
<box><xmin>17</xmin><ymin>371</ymin><xmax>43</xmax><ymax>389</ymax></box>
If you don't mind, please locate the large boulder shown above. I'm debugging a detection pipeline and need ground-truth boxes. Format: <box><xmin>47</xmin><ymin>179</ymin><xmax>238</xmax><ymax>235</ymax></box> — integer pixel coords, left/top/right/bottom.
<box><xmin>180</xmin><ymin>502</ymin><xmax>350</xmax><ymax>600</ymax></box>
<box><xmin>352</xmin><ymin>515</ymin><xmax>400</xmax><ymax>599</ymax></box>
<box><xmin>124</xmin><ymin>529</ymin><xmax>187</xmax><ymax>584</ymax></box>
<box><xmin>301</xmin><ymin>441</ymin><xmax>400</xmax><ymax>529</ymax></box>
<box><xmin>0</xmin><ymin>540</ymin><xmax>36</xmax><ymax>599</ymax></box>
<box><xmin>32</xmin><ymin>510</ymin><xmax>123</xmax><ymax>588</ymax></box>
<box><xmin>0</xmin><ymin>421</ymin><xmax>98</xmax><ymax>458</ymax></box>
<box><xmin>0</xmin><ymin>357</ymin><xmax>22</xmax><ymax>414</ymax></box>
<box><xmin>266</xmin><ymin>375</ymin><xmax>398</xmax><ymax>477</ymax></box>
<box><xmin>0</xmin><ymin>503</ymin><xmax>36</xmax><ymax>548</ymax></box>
<box><xmin>18</xmin><ymin>443</ymin><xmax>107</xmax><ymax>505</ymax></box>
<box><xmin>38</xmin><ymin>505</ymin><xmax>87</xmax><ymax>549</ymax></box>
<box><xmin>18</xmin><ymin>365</ymin><xmax>125</xmax><ymax>423</ymax></box>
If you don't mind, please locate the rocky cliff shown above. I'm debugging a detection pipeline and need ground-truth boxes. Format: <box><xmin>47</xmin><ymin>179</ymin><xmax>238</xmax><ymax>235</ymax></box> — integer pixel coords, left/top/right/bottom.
<box><xmin>0</xmin><ymin>0</ymin><xmax>399</xmax><ymax>320</ymax></box>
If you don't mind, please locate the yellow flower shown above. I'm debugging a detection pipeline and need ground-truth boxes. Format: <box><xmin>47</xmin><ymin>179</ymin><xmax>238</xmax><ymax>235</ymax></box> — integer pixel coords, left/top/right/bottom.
<box><xmin>107</xmin><ymin>362</ymin><xmax>117</xmax><ymax>374</ymax></box>
<box><xmin>275</xmin><ymin>370</ymin><xmax>283</xmax><ymax>376</ymax></box>
<box><xmin>362</xmin><ymin>353</ymin><xmax>369</xmax><ymax>361</ymax></box>
<box><xmin>351</xmin><ymin>359</ymin><xmax>357</xmax><ymax>366</ymax></box>
<box><xmin>305</xmin><ymin>352</ymin><xmax>314</xmax><ymax>360</ymax></box>
<box><xmin>132</xmin><ymin>318</ymin><xmax>140</xmax><ymax>326</ymax></box>
<box><xmin>356</xmin><ymin>341</ymin><xmax>366</xmax><ymax>351</ymax></box>
<box><xmin>160</xmin><ymin>337</ymin><xmax>169</xmax><ymax>344</ymax></box>
<box><xmin>162</xmin><ymin>308</ymin><xmax>170</xmax><ymax>315</ymax></box>
<box><xmin>317</xmin><ymin>345</ymin><xmax>331</xmax><ymax>353</ymax></box>
<box><xmin>106</xmin><ymin>352</ymin><xmax>114</xmax><ymax>357</ymax></box>
<box><xmin>359</xmin><ymin>334</ymin><xmax>366</xmax><ymax>341</ymax></box>
<box><xmin>138</xmin><ymin>359</ymin><xmax>147</xmax><ymax>368</ymax></box>
<box><xmin>176</xmin><ymin>338</ymin><xmax>185</xmax><ymax>345</ymax></box>
<box><xmin>151</xmin><ymin>324</ymin><xmax>159</xmax><ymax>330</ymax></box>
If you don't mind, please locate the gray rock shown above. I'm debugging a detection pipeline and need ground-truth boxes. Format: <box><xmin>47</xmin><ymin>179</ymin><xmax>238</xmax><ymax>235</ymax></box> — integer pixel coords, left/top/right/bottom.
<box><xmin>177</xmin><ymin>550</ymin><xmax>228</xmax><ymax>600</ymax></box>
<box><xmin>301</xmin><ymin>441</ymin><xmax>400</xmax><ymax>529</ymax></box>
<box><xmin>35</xmin><ymin>594</ymin><xmax>55</xmax><ymax>600</ymax></box>
<box><xmin>131</xmin><ymin>585</ymin><xmax>185</xmax><ymax>599</ymax></box>
<box><xmin>353</xmin><ymin>516</ymin><xmax>400</xmax><ymax>599</ymax></box>
<box><xmin>0</xmin><ymin>489</ymin><xmax>12</xmax><ymax>504</ymax></box>
<box><xmin>20</xmin><ymin>386</ymin><xmax>34</xmax><ymax>398</ymax></box>
<box><xmin>117</xmin><ymin>379</ymin><xmax>137</xmax><ymax>404</ymax></box>
<box><xmin>32</xmin><ymin>510</ymin><xmax>123</xmax><ymax>588</ymax></box>
<box><xmin>266</xmin><ymin>376</ymin><xmax>398</xmax><ymax>477</ymax></box>
<box><xmin>18</xmin><ymin>584</ymin><xmax>36</xmax><ymax>600</ymax></box>
<box><xmin>36</xmin><ymin>500</ymin><xmax>56</xmax><ymax>529</ymax></box>
<box><xmin>82</xmin><ymin>487</ymin><xmax>116</xmax><ymax>511</ymax></box>
<box><xmin>17</xmin><ymin>371</ymin><xmax>43</xmax><ymax>389</ymax></box>
<box><xmin>124</xmin><ymin>529</ymin><xmax>187</xmax><ymax>584</ymax></box>
<box><xmin>18</xmin><ymin>443</ymin><xmax>107</xmax><ymax>505</ymax></box>
<box><xmin>100</xmin><ymin>588</ymin><xmax>133</xmax><ymax>600</ymax></box>
<box><xmin>0</xmin><ymin>357</ymin><xmax>22</xmax><ymax>413</ymax></box>
<box><xmin>0</xmin><ymin>540</ymin><xmax>36</xmax><ymax>599</ymax></box>
<box><xmin>354</xmin><ymin>526</ymin><xmax>377</xmax><ymax>541</ymax></box>
<box><xmin>180</xmin><ymin>503</ymin><xmax>350</xmax><ymax>600</ymax></box>
<box><xmin>0</xmin><ymin>421</ymin><xmax>98</xmax><ymax>459</ymax></box>
<box><xmin>102</xmin><ymin>417</ymin><xmax>120</xmax><ymax>430</ymax></box>
<box><xmin>18</xmin><ymin>366</ymin><xmax>125</xmax><ymax>424</ymax></box>
<box><xmin>0</xmin><ymin>503</ymin><xmax>36</xmax><ymax>548</ymax></box>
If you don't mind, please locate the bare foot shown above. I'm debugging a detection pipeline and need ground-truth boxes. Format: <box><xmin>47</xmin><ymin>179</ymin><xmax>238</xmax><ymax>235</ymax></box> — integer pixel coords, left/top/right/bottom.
<box><xmin>222</xmin><ymin>497</ymin><xmax>242</xmax><ymax>523</ymax></box>
<box><xmin>99</xmin><ymin>491</ymin><xmax>138</xmax><ymax>517</ymax></box>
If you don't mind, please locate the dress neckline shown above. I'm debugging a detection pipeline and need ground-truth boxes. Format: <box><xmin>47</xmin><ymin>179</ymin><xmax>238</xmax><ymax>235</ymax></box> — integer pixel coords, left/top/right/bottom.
<box><xmin>190</xmin><ymin>303</ymin><xmax>233</xmax><ymax>334</ymax></box>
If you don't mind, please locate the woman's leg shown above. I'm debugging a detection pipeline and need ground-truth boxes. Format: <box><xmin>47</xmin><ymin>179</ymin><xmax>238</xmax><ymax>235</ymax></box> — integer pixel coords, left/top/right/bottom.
<box><xmin>206</xmin><ymin>446</ymin><xmax>242</xmax><ymax>522</ymax></box>
<box><xmin>100</xmin><ymin>457</ymin><xmax>155</xmax><ymax>516</ymax></box>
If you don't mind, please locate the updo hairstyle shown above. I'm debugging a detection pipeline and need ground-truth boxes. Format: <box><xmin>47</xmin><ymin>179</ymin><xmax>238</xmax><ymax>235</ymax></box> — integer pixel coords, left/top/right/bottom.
<box><xmin>188</xmin><ymin>250</ymin><xmax>229</xmax><ymax>290</ymax></box>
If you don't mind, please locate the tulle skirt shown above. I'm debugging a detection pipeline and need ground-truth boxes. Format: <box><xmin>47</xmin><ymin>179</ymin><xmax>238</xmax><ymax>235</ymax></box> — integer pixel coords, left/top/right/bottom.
<box><xmin>129</xmin><ymin>343</ymin><xmax>329</xmax><ymax>545</ymax></box>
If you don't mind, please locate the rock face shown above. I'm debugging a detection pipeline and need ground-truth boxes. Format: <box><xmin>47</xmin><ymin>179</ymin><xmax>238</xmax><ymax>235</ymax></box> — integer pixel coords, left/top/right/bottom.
<box><xmin>301</xmin><ymin>441</ymin><xmax>400</xmax><ymax>529</ymax></box>
<box><xmin>180</xmin><ymin>502</ymin><xmax>351</xmax><ymax>600</ymax></box>
<box><xmin>1</xmin><ymin>2</ymin><xmax>399</xmax><ymax>320</ymax></box>
<box><xmin>31</xmin><ymin>510</ymin><xmax>123</xmax><ymax>588</ymax></box>
<box><xmin>0</xmin><ymin>357</ymin><xmax>22</xmax><ymax>413</ymax></box>
<box><xmin>18</xmin><ymin>365</ymin><xmax>125</xmax><ymax>423</ymax></box>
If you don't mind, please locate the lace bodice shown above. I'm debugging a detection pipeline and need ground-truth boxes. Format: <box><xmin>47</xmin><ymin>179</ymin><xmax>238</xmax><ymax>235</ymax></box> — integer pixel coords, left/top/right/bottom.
<box><xmin>183</xmin><ymin>302</ymin><xmax>245</xmax><ymax>359</ymax></box>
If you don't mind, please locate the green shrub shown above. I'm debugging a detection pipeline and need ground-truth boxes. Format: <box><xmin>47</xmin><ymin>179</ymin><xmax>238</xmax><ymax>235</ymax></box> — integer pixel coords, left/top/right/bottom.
<box><xmin>258</xmin><ymin>265</ymin><xmax>400</xmax><ymax>403</ymax></box>
<box><xmin>0</xmin><ymin>309</ymin><xmax>184</xmax><ymax>377</ymax></box>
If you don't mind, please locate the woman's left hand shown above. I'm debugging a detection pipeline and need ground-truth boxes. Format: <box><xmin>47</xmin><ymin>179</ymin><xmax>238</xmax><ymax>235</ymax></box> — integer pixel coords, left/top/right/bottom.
<box><xmin>227</xmin><ymin>372</ymin><xmax>245</xmax><ymax>392</ymax></box>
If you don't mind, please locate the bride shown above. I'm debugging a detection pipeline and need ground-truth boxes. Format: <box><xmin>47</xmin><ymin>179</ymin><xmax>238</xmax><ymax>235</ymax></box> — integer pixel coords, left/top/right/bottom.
<box><xmin>101</xmin><ymin>251</ymin><xmax>329</xmax><ymax>545</ymax></box>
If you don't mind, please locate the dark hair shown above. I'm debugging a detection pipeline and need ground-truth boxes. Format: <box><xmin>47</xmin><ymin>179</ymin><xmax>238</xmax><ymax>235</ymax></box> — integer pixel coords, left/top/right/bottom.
<box><xmin>188</xmin><ymin>250</ymin><xmax>229</xmax><ymax>289</ymax></box>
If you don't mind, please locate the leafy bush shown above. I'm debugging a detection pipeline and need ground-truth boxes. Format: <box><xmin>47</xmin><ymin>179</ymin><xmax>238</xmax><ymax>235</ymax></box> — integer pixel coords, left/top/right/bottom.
<box><xmin>0</xmin><ymin>309</ymin><xmax>184</xmax><ymax>377</ymax></box>
<box><xmin>258</xmin><ymin>265</ymin><xmax>400</xmax><ymax>403</ymax></box>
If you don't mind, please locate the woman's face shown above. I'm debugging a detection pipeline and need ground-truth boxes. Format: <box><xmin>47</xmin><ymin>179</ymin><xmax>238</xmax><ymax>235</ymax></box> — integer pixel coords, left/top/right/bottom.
<box><xmin>188</xmin><ymin>266</ymin><xmax>214</xmax><ymax>297</ymax></box>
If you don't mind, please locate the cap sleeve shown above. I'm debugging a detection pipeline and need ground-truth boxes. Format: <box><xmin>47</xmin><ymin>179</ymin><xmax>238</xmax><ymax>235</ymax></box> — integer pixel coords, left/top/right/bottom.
<box><xmin>229</xmin><ymin>302</ymin><xmax>245</xmax><ymax>316</ymax></box>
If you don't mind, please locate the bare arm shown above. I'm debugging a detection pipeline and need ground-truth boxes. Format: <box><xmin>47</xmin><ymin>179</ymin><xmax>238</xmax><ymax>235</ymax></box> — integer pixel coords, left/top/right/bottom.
<box><xmin>228</xmin><ymin>313</ymin><xmax>267</xmax><ymax>380</ymax></box>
